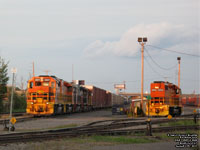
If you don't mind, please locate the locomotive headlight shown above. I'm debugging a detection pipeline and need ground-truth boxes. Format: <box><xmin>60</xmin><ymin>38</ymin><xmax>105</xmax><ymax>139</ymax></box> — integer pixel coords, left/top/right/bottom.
<box><xmin>31</xmin><ymin>102</ymin><xmax>33</xmax><ymax>104</ymax></box>
<box><xmin>46</xmin><ymin>102</ymin><xmax>49</xmax><ymax>105</ymax></box>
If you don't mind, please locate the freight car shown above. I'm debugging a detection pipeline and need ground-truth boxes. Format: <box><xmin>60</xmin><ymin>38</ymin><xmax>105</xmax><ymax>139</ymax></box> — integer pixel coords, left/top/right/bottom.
<box><xmin>82</xmin><ymin>85</ymin><xmax>108</xmax><ymax>109</ymax></box>
<box><xmin>181</xmin><ymin>95</ymin><xmax>200</xmax><ymax>107</ymax></box>
<box><xmin>146</xmin><ymin>81</ymin><xmax>182</xmax><ymax>117</ymax></box>
<box><xmin>111</xmin><ymin>94</ymin><xmax>126</xmax><ymax>115</ymax></box>
<box><xmin>82</xmin><ymin>86</ymin><xmax>126</xmax><ymax>109</ymax></box>
<box><xmin>26</xmin><ymin>75</ymin><xmax>113</xmax><ymax>116</ymax></box>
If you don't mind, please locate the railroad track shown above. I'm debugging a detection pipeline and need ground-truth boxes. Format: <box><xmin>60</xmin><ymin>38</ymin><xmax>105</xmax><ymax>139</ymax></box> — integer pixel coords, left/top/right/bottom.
<box><xmin>0</xmin><ymin>117</ymin><xmax>199</xmax><ymax>144</ymax></box>
<box><xmin>0</xmin><ymin>125</ymin><xmax>199</xmax><ymax>144</ymax></box>
<box><xmin>84</xmin><ymin>114</ymin><xmax>196</xmax><ymax>126</ymax></box>
<box><xmin>0</xmin><ymin>112</ymin><xmax>195</xmax><ymax>125</ymax></box>
<box><xmin>0</xmin><ymin>113</ymin><xmax>196</xmax><ymax>131</ymax></box>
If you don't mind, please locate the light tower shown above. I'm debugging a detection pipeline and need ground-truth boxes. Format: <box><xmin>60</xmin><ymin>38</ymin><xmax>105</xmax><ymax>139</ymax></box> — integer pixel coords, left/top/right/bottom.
<box><xmin>177</xmin><ymin>57</ymin><xmax>181</xmax><ymax>88</ymax></box>
<box><xmin>138</xmin><ymin>37</ymin><xmax>147</xmax><ymax>111</ymax></box>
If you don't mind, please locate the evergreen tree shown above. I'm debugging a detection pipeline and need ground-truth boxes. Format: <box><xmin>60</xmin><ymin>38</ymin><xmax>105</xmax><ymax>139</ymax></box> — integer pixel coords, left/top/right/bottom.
<box><xmin>0</xmin><ymin>57</ymin><xmax>9</xmax><ymax>112</ymax></box>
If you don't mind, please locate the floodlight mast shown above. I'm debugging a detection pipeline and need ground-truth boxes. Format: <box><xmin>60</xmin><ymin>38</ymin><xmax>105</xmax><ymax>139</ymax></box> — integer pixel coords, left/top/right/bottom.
<box><xmin>138</xmin><ymin>37</ymin><xmax>147</xmax><ymax>113</ymax></box>
<box><xmin>177</xmin><ymin>57</ymin><xmax>181</xmax><ymax>88</ymax></box>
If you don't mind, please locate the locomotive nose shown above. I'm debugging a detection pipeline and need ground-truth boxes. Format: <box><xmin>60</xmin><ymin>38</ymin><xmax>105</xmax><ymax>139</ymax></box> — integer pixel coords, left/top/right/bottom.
<box><xmin>155</xmin><ymin>108</ymin><xmax>160</xmax><ymax>114</ymax></box>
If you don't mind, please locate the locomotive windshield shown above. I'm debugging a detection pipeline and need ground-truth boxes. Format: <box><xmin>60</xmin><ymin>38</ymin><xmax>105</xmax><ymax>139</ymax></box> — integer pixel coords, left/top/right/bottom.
<box><xmin>35</xmin><ymin>82</ymin><xmax>41</xmax><ymax>86</ymax></box>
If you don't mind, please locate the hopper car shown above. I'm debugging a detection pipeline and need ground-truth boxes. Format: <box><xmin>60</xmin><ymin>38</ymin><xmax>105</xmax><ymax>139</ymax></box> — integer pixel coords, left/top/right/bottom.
<box><xmin>146</xmin><ymin>81</ymin><xmax>182</xmax><ymax>117</ymax></box>
<box><xmin>26</xmin><ymin>75</ymin><xmax>124</xmax><ymax>116</ymax></box>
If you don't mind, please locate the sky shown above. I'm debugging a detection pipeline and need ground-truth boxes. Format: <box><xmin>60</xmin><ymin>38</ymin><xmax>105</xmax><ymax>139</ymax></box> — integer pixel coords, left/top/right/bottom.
<box><xmin>0</xmin><ymin>0</ymin><xmax>199</xmax><ymax>94</ymax></box>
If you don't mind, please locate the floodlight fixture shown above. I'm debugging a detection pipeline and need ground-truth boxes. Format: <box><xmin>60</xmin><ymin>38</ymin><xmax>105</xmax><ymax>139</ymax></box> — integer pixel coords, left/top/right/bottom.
<box><xmin>143</xmin><ymin>37</ymin><xmax>147</xmax><ymax>42</ymax></box>
<box><xmin>138</xmin><ymin>37</ymin><xmax>143</xmax><ymax>42</ymax></box>
<box><xmin>138</xmin><ymin>37</ymin><xmax>148</xmax><ymax>43</ymax></box>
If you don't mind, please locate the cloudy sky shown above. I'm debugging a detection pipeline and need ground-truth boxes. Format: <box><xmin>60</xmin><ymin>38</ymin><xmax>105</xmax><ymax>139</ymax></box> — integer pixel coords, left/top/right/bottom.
<box><xmin>0</xmin><ymin>0</ymin><xmax>199</xmax><ymax>94</ymax></box>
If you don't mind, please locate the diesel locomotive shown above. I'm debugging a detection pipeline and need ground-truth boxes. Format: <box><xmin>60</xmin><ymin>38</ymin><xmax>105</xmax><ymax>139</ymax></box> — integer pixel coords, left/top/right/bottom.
<box><xmin>26</xmin><ymin>75</ymin><xmax>125</xmax><ymax>116</ymax></box>
<box><xmin>146</xmin><ymin>81</ymin><xmax>182</xmax><ymax>117</ymax></box>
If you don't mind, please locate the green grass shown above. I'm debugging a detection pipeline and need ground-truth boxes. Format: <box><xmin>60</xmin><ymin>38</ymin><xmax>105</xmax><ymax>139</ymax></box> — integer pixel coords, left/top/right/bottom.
<box><xmin>91</xmin><ymin>135</ymin><xmax>158</xmax><ymax>144</ymax></box>
<box><xmin>159</xmin><ymin>119</ymin><xmax>200</xmax><ymax>127</ymax></box>
<box><xmin>67</xmin><ymin>135</ymin><xmax>158</xmax><ymax>144</ymax></box>
<box><xmin>154</xmin><ymin>130</ymin><xmax>199</xmax><ymax>141</ymax></box>
<box><xmin>9</xmin><ymin>130</ymin><xmax>199</xmax><ymax>150</ymax></box>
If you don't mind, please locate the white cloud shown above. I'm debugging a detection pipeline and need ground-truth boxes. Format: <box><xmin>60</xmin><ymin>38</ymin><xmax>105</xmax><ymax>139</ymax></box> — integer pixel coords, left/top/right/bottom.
<box><xmin>83</xmin><ymin>22</ymin><xmax>199</xmax><ymax>58</ymax></box>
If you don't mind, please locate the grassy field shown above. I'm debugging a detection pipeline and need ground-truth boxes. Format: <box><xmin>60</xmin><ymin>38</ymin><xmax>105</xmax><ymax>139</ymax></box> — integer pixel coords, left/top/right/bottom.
<box><xmin>3</xmin><ymin>129</ymin><xmax>198</xmax><ymax>150</ymax></box>
<box><xmin>159</xmin><ymin>119</ymin><xmax>200</xmax><ymax>127</ymax></box>
<box><xmin>70</xmin><ymin>135</ymin><xmax>159</xmax><ymax>144</ymax></box>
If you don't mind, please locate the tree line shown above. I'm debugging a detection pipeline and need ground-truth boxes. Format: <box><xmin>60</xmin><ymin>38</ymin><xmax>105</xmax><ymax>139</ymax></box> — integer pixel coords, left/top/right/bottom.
<box><xmin>0</xmin><ymin>57</ymin><xmax>26</xmax><ymax>113</ymax></box>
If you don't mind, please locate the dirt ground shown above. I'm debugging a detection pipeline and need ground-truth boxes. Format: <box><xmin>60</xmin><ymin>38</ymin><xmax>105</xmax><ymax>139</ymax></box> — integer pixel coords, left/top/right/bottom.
<box><xmin>0</xmin><ymin>110</ymin><xmax>124</xmax><ymax>133</ymax></box>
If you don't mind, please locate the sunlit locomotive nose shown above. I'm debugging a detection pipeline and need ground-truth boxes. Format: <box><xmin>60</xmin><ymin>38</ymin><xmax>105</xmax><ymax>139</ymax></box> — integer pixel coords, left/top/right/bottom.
<box><xmin>146</xmin><ymin>81</ymin><xmax>182</xmax><ymax>117</ymax></box>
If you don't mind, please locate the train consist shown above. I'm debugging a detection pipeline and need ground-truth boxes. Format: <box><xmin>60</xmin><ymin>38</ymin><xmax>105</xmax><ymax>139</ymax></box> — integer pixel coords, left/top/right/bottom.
<box><xmin>181</xmin><ymin>95</ymin><xmax>200</xmax><ymax>107</ymax></box>
<box><xmin>26</xmin><ymin>75</ymin><xmax>126</xmax><ymax>116</ymax></box>
<box><xmin>146</xmin><ymin>81</ymin><xmax>182</xmax><ymax>117</ymax></box>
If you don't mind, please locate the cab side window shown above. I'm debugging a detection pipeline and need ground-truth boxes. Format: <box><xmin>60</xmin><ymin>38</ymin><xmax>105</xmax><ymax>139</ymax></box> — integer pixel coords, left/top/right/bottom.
<box><xmin>30</xmin><ymin>82</ymin><xmax>33</xmax><ymax>88</ymax></box>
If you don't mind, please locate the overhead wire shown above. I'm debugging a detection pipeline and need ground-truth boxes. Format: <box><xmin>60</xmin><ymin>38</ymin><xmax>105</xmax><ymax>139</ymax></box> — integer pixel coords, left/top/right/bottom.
<box><xmin>144</xmin><ymin>47</ymin><xmax>177</xmax><ymax>70</ymax></box>
<box><xmin>144</xmin><ymin>53</ymin><xmax>173</xmax><ymax>79</ymax></box>
<box><xmin>146</xmin><ymin>45</ymin><xmax>200</xmax><ymax>57</ymax></box>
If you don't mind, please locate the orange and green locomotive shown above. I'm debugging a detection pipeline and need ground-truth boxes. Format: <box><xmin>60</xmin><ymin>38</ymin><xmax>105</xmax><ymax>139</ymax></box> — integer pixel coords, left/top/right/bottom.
<box><xmin>146</xmin><ymin>81</ymin><xmax>182</xmax><ymax>117</ymax></box>
<box><xmin>26</xmin><ymin>75</ymin><xmax>92</xmax><ymax>115</ymax></box>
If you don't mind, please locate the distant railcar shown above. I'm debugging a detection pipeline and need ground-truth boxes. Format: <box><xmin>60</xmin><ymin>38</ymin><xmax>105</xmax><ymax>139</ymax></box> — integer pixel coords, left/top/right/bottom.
<box><xmin>111</xmin><ymin>93</ymin><xmax>125</xmax><ymax>106</ymax></box>
<box><xmin>183</xmin><ymin>95</ymin><xmax>200</xmax><ymax>107</ymax></box>
<box><xmin>82</xmin><ymin>85</ymin><xmax>109</xmax><ymax>109</ymax></box>
<box><xmin>146</xmin><ymin>81</ymin><xmax>182</xmax><ymax>117</ymax></box>
<box><xmin>111</xmin><ymin>94</ymin><xmax>126</xmax><ymax>115</ymax></box>
<box><xmin>181</xmin><ymin>97</ymin><xmax>187</xmax><ymax>106</ymax></box>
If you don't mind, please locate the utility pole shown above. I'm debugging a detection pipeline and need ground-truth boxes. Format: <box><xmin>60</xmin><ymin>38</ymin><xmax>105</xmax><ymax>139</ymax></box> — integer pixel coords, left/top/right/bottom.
<box><xmin>44</xmin><ymin>70</ymin><xmax>50</xmax><ymax>75</ymax></box>
<box><xmin>9</xmin><ymin>68</ymin><xmax>17</xmax><ymax>132</ymax></box>
<box><xmin>32</xmin><ymin>62</ymin><xmax>35</xmax><ymax>77</ymax></box>
<box><xmin>177</xmin><ymin>57</ymin><xmax>181</xmax><ymax>88</ymax></box>
<box><xmin>72</xmin><ymin>64</ymin><xmax>74</xmax><ymax>82</ymax></box>
<box><xmin>138</xmin><ymin>37</ymin><xmax>147</xmax><ymax>112</ymax></box>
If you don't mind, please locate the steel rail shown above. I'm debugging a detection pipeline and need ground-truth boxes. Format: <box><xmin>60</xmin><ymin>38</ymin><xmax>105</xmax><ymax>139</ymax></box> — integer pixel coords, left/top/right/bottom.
<box><xmin>0</xmin><ymin>125</ymin><xmax>199</xmax><ymax>144</ymax></box>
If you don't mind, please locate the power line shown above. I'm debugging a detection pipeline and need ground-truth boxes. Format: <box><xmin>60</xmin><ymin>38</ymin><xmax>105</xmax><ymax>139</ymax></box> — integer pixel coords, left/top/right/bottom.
<box><xmin>144</xmin><ymin>55</ymin><xmax>166</xmax><ymax>79</ymax></box>
<box><xmin>146</xmin><ymin>45</ymin><xmax>200</xmax><ymax>57</ymax></box>
<box><xmin>145</xmin><ymin>47</ymin><xmax>177</xmax><ymax>70</ymax></box>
